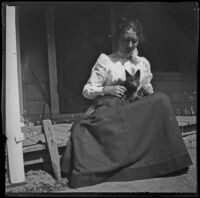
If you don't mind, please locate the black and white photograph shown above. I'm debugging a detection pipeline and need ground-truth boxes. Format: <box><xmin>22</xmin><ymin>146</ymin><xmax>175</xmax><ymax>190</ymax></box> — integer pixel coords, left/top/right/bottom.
<box><xmin>3</xmin><ymin>1</ymin><xmax>198</xmax><ymax>196</ymax></box>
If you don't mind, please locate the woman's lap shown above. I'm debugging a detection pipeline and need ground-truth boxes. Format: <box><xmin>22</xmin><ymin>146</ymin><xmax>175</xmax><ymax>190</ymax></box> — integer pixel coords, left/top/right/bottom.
<box><xmin>61</xmin><ymin>92</ymin><xmax>193</xmax><ymax>188</ymax></box>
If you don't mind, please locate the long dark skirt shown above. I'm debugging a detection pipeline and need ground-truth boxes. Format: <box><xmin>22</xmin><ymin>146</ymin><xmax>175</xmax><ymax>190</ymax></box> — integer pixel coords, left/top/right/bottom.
<box><xmin>61</xmin><ymin>92</ymin><xmax>192</xmax><ymax>188</ymax></box>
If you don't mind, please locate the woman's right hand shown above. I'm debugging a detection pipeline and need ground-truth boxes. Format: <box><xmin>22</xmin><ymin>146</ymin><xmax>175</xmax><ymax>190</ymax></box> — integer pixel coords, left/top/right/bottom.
<box><xmin>102</xmin><ymin>85</ymin><xmax>127</xmax><ymax>98</ymax></box>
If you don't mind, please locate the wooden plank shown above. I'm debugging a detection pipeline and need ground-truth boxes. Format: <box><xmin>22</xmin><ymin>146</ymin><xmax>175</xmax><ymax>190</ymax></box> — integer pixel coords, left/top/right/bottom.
<box><xmin>21</xmin><ymin>116</ymin><xmax>194</xmax><ymax>137</ymax></box>
<box><xmin>24</xmin><ymin>152</ymin><xmax>63</xmax><ymax>166</ymax></box>
<box><xmin>45</xmin><ymin>6</ymin><xmax>60</xmax><ymax>115</ymax></box>
<box><xmin>53</xmin><ymin>123</ymin><xmax>73</xmax><ymax>132</ymax></box>
<box><xmin>43</xmin><ymin>119</ymin><xmax>61</xmax><ymax>181</ymax></box>
<box><xmin>51</xmin><ymin>113</ymin><xmax>84</xmax><ymax>123</ymax></box>
<box><xmin>23</xmin><ymin>149</ymin><xmax>49</xmax><ymax>165</ymax></box>
<box><xmin>178</xmin><ymin>121</ymin><xmax>190</xmax><ymax>127</ymax></box>
<box><xmin>23</xmin><ymin>141</ymin><xmax>67</xmax><ymax>154</ymax></box>
<box><xmin>16</xmin><ymin>6</ymin><xmax>24</xmax><ymax>119</ymax></box>
<box><xmin>21</xmin><ymin>116</ymin><xmax>195</xmax><ymax>153</ymax></box>
<box><xmin>182</xmin><ymin>131</ymin><xmax>196</xmax><ymax>137</ymax></box>
<box><xmin>23</xmin><ymin>144</ymin><xmax>46</xmax><ymax>153</ymax></box>
<box><xmin>22</xmin><ymin>123</ymin><xmax>72</xmax><ymax>140</ymax></box>
<box><xmin>24</xmin><ymin>158</ymin><xmax>44</xmax><ymax>166</ymax></box>
<box><xmin>176</xmin><ymin>116</ymin><xmax>196</xmax><ymax>121</ymax></box>
<box><xmin>176</xmin><ymin>116</ymin><xmax>196</xmax><ymax>125</ymax></box>
<box><xmin>6</xmin><ymin>5</ymin><xmax>25</xmax><ymax>184</ymax></box>
<box><xmin>2</xmin><ymin>5</ymin><xmax>6</xmax><ymax>135</ymax></box>
<box><xmin>53</xmin><ymin>113</ymin><xmax>82</xmax><ymax>119</ymax></box>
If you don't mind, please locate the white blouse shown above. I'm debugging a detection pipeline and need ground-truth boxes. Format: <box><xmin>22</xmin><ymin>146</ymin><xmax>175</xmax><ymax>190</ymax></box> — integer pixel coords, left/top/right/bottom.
<box><xmin>82</xmin><ymin>51</ymin><xmax>154</xmax><ymax>99</ymax></box>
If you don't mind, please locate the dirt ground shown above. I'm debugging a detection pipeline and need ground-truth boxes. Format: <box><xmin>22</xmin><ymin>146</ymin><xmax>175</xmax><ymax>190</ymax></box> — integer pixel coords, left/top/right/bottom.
<box><xmin>5</xmin><ymin>133</ymin><xmax>197</xmax><ymax>194</ymax></box>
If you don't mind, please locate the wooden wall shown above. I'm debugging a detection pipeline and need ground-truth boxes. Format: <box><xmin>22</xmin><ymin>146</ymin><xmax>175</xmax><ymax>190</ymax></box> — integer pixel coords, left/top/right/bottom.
<box><xmin>54</xmin><ymin>5</ymin><xmax>112</xmax><ymax>114</ymax></box>
<box><xmin>18</xmin><ymin>3</ymin><xmax>197</xmax><ymax>123</ymax></box>
<box><xmin>19</xmin><ymin>6</ymin><xmax>51</xmax><ymax>123</ymax></box>
<box><xmin>152</xmin><ymin>72</ymin><xmax>196</xmax><ymax>116</ymax></box>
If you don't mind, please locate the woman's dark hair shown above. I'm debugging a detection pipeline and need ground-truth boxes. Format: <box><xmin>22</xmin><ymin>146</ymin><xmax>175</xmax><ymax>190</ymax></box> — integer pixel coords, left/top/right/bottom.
<box><xmin>116</xmin><ymin>17</ymin><xmax>145</xmax><ymax>42</ymax></box>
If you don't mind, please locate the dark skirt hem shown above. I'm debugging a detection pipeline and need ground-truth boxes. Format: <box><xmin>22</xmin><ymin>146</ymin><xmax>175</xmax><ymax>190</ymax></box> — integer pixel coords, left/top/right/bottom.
<box><xmin>69</xmin><ymin>153</ymin><xmax>192</xmax><ymax>188</ymax></box>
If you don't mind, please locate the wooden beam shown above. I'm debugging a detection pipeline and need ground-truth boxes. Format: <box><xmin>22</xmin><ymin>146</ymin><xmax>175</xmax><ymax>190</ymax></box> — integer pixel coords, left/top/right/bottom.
<box><xmin>6</xmin><ymin>5</ymin><xmax>25</xmax><ymax>184</ymax></box>
<box><xmin>45</xmin><ymin>6</ymin><xmax>60</xmax><ymax>115</ymax></box>
<box><xmin>2</xmin><ymin>4</ymin><xmax>6</xmax><ymax>135</ymax></box>
<box><xmin>51</xmin><ymin>112</ymin><xmax>84</xmax><ymax>123</ymax></box>
<box><xmin>21</xmin><ymin>122</ymin><xmax>72</xmax><ymax>142</ymax></box>
<box><xmin>23</xmin><ymin>144</ymin><xmax>47</xmax><ymax>153</ymax></box>
<box><xmin>15</xmin><ymin>6</ymin><xmax>25</xmax><ymax>121</ymax></box>
<box><xmin>23</xmin><ymin>141</ymin><xmax>67</xmax><ymax>154</ymax></box>
<box><xmin>182</xmin><ymin>131</ymin><xmax>196</xmax><ymax>137</ymax></box>
<box><xmin>24</xmin><ymin>158</ymin><xmax>44</xmax><ymax>166</ymax></box>
<box><xmin>43</xmin><ymin>119</ymin><xmax>61</xmax><ymax>181</ymax></box>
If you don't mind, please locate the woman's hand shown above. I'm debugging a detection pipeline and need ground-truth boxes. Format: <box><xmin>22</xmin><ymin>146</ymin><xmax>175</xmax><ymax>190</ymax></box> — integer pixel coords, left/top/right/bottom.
<box><xmin>141</xmin><ymin>85</ymin><xmax>154</xmax><ymax>96</ymax></box>
<box><xmin>102</xmin><ymin>85</ymin><xmax>127</xmax><ymax>97</ymax></box>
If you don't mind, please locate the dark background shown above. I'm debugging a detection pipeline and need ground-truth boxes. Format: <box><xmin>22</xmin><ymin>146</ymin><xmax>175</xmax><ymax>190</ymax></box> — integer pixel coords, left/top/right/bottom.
<box><xmin>17</xmin><ymin>2</ymin><xmax>198</xmax><ymax>119</ymax></box>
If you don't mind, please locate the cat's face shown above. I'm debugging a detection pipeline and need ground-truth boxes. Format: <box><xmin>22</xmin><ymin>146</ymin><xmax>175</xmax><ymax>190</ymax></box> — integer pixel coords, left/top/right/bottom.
<box><xmin>126</xmin><ymin>69</ymin><xmax>140</xmax><ymax>88</ymax></box>
<box><xmin>119</xmin><ymin>70</ymin><xmax>141</xmax><ymax>99</ymax></box>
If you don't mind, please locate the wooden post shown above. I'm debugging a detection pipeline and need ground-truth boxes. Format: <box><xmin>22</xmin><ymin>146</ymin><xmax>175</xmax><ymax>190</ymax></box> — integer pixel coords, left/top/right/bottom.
<box><xmin>16</xmin><ymin>6</ymin><xmax>25</xmax><ymax>124</ymax></box>
<box><xmin>43</xmin><ymin>120</ymin><xmax>61</xmax><ymax>181</ymax></box>
<box><xmin>6</xmin><ymin>5</ymin><xmax>25</xmax><ymax>184</ymax></box>
<box><xmin>46</xmin><ymin>6</ymin><xmax>60</xmax><ymax>115</ymax></box>
<box><xmin>15</xmin><ymin>6</ymin><xmax>23</xmax><ymax>116</ymax></box>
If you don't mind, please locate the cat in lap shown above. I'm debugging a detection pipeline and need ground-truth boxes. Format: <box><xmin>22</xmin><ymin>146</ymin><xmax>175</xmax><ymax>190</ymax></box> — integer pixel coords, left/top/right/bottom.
<box><xmin>84</xmin><ymin>69</ymin><xmax>141</xmax><ymax>118</ymax></box>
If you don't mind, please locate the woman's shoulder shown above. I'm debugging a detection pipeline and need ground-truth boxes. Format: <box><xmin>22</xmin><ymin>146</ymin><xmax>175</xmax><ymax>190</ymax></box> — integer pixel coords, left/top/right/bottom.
<box><xmin>96</xmin><ymin>53</ymin><xmax>112</xmax><ymax>66</ymax></box>
<box><xmin>138</xmin><ymin>56</ymin><xmax>151</xmax><ymax>67</ymax></box>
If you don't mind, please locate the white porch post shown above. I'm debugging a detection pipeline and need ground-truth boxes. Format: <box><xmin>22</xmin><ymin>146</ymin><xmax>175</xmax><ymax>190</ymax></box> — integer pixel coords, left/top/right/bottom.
<box><xmin>6</xmin><ymin>5</ymin><xmax>25</xmax><ymax>183</ymax></box>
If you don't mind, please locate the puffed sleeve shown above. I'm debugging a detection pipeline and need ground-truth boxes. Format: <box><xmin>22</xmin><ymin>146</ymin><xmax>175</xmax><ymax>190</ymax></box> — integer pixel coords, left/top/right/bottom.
<box><xmin>140</xmin><ymin>58</ymin><xmax>154</xmax><ymax>95</ymax></box>
<box><xmin>82</xmin><ymin>53</ymin><xmax>109</xmax><ymax>99</ymax></box>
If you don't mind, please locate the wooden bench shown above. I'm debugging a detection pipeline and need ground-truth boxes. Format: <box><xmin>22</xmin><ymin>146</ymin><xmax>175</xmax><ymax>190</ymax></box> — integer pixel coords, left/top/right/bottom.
<box><xmin>21</xmin><ymin>116</ymin><xmax>196</xmax><ymax>180</ymax></box>
<box><xmin>22</xmin><ymin>121</ymin><xmax>72</xmax><ymax>180</ymax></box>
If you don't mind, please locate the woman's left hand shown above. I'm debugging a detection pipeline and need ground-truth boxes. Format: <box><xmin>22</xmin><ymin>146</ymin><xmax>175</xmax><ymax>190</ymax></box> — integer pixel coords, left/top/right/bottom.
<box><xmin>103</xmin><ymin>85</ymin><xmax>127</xmax><ymax>97</ymax></box>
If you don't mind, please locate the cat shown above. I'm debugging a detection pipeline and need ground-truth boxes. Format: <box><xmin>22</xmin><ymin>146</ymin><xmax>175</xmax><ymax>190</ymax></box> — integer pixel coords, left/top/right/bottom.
<box><xmin>119</xmin><ymin>69</ymin><xmax>141</xmax><ymax>102</ymax></box>
<box><xmin>83</xmin><ymin>69</ymin><xmax>141</xmax><ymax>118</ymax></box>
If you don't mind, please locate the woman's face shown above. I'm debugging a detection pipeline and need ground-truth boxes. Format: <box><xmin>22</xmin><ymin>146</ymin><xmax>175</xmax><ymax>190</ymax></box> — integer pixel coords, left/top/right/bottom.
<box><xmin>118</xmin><ymin>28</ymin><xmax>139</xmax><ymax>55</ymax></box>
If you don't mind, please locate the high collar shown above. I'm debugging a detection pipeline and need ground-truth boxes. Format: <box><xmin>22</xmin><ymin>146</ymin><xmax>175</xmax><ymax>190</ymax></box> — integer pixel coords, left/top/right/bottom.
<box><xmin>114</xmin><ymin>49</ymin><xmax>139</xmax><ymax>66</ymax></box>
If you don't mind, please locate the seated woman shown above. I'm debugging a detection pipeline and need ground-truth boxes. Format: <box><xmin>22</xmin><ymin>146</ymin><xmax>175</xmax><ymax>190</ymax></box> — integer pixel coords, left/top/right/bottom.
<box><xmin>61</xmin><ymin>18</ymin><xmax>192</xmax><ymax>188</ymax></box>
